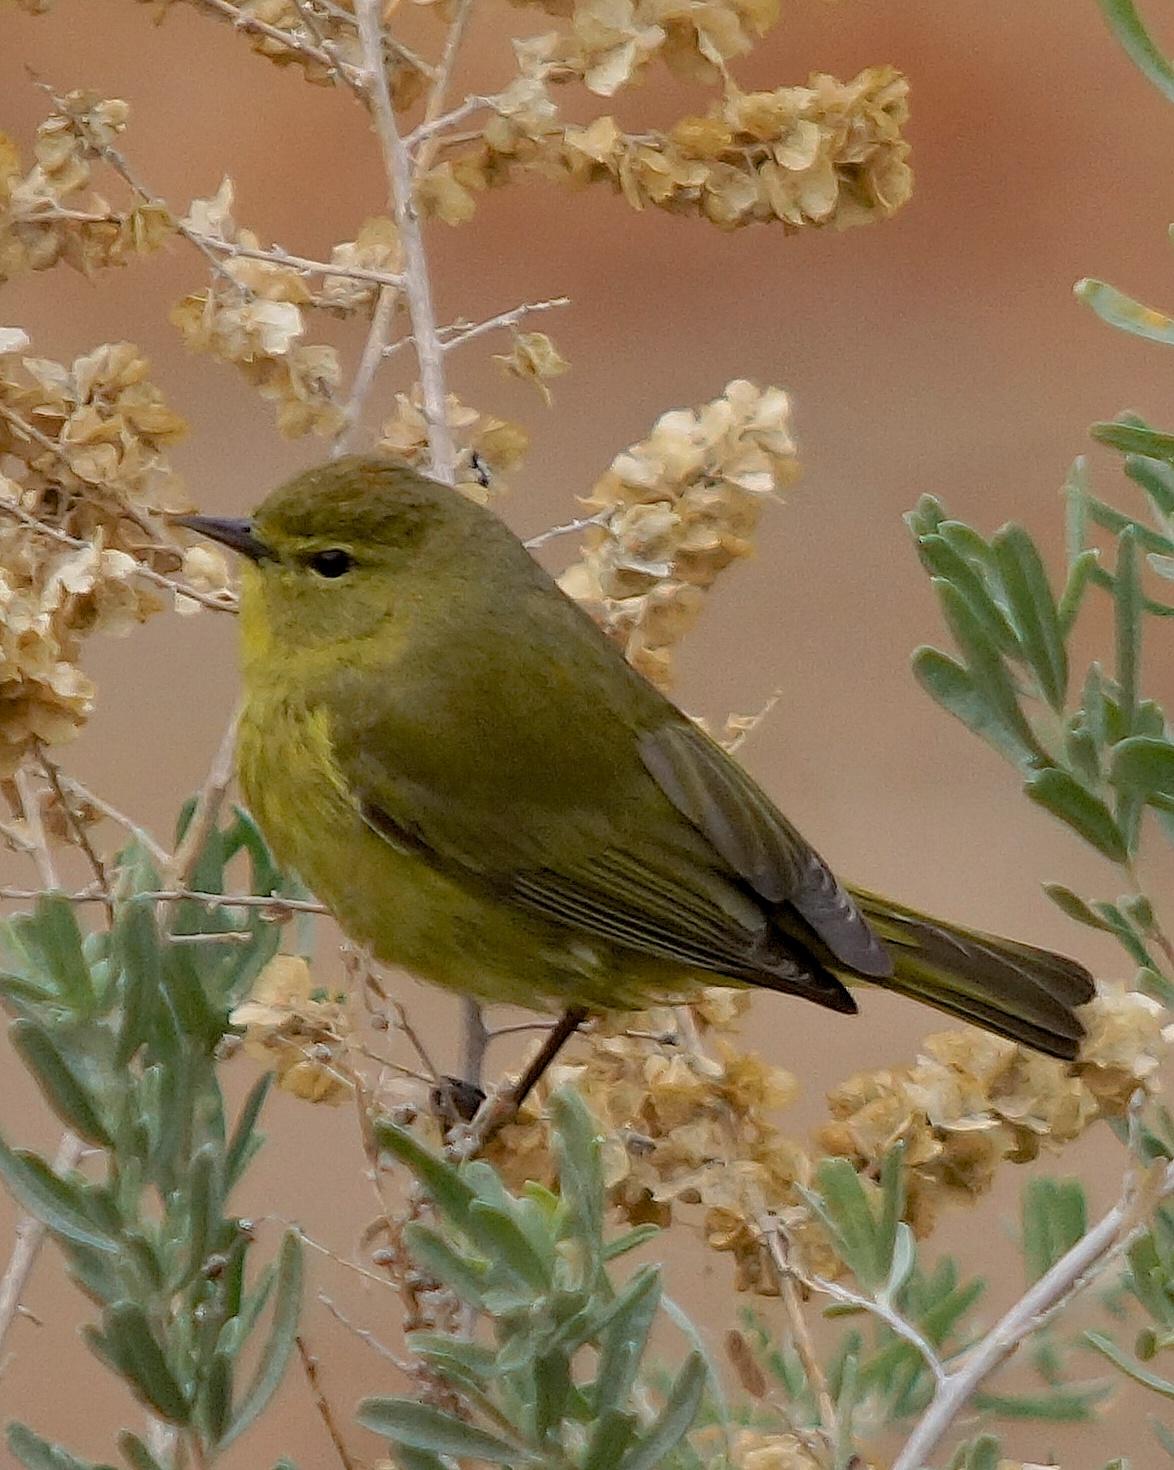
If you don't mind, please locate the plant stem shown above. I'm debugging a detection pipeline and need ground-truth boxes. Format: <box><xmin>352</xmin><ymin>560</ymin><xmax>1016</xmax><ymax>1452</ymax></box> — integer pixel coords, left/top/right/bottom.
<box><xmin>891</xmin><ymin>1158</ymin><xmax>1174</xmax><ymax>1470</ymax></box>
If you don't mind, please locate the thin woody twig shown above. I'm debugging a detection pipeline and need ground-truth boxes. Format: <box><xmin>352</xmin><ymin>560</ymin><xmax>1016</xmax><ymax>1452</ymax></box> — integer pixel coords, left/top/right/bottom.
<box><xmin>188</xmin><ymin>0</ymin><xmax>366</xmax><ymax>91</ymax></box>
<box><xmin>356</xmin><ymin>0</ymin><xmax>455</xmax><ymax>484</ymax></box>
<box><xmin>406</xmin><ymin>94</ymin><xmax>497</xmax><ymax>152</ymax></box>
<box><xmin>0</xmin><ymin>489</ymin><xmax>238</xmax><ymax>614</ymax></box>
<box><xmin>318</xmin><ymin>1292</ymin><xmax>413</xmax><ymax>1372</ymax></box>
<box><xmin>36</xmin><ymin>747</ymin><xmax>112</xmax><ymax>922</ymax></box>
<box><xmin>890</xmin><ymin>1159</ymin><xmax>1174</xmax><ymax>1470</ymax></box>
<box><xmin>53</xmin><ymin>775</ymin><xmax>171</xmax><ymax>869</ymax></box>
<box><xmin>190</xmin><ymin>232</ymin><xmax>404</xmax><ymax>292</ymax></box>
<box><xmin>382</xmin><ymin>295</ymin><xmax>570</xmax><ymax>362</ymax></box>
<box><xmin>524</xmin><ymin>508</ymin><xmax>609</xmax><ymax>551</ymax></box>
<box><xmin>0</xmin><ymin>885</ymin><xmax>328</xmax><ymax>913</ymax></box>
<box><xmin>759</xmin><ymin>1223</ymin><xmax>837</xmax><ymax>1449</ymax></box>
<box><xmin>296</xmin><ymin>1335</ymin><xmax>361</xmax><ymax>1470</ymax></box>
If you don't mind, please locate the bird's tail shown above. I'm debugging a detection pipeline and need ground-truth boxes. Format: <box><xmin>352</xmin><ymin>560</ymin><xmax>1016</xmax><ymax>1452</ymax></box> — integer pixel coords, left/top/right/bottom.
<box><xmin>846</xmin><ymin>888</ymin><xmax>1097</xmax><ymax>1061</ymax></box>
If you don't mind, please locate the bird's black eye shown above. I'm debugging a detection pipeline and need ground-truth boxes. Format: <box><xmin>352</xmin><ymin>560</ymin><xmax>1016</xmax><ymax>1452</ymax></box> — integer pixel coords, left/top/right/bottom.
<box><xmin>307</xmin><ymin>548</ymin><xmax>354</xmax><ymax>579</ymax></box>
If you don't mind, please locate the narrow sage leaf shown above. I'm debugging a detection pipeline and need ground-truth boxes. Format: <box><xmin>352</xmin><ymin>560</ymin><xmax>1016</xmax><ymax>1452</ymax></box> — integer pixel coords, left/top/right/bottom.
<box><xmin>1065</xmin><ymin>457</ymin><xmax>1089</xmax><ymax>565</ymax></box>
<box><xmin>1115</xmin><ymin>527</ymin><xmax>1142</xmax><ymax>733</ymax></box>
<box><xmin>225</xmin><ymin>1072</ymin><xmax>272</xmax><ymax>1192</ymax></box>
<box><xmin>1058</xmin><ymin>550</ymin><xmax>1100</xmax><ymax>638</ymax></box>
<box><xmin>1092</xmin><ymin>419</ymin><xmax>1174</xmax><ymax>463</ymax></box>
<box><xmin>375</xmin><ymin>1122</ymin><xmax>475</xmax><ymax>1230</ymax></box>
<box><xmin>1125</xmin><ymin>453</ymin><xmax>1174</xmax><ymax>518</ymax></box>
<box><xmin>115</xmin><ymin>1431</ymin><xmax>166</xmax><ymax>1470</ymax></box>
<box><xmin>115</xmin><ymin>898</ymin><xmax>164</xmax><ymax>1066</ymax></box>
<box><xmin>10</xmin><ymin>1020</ymin><xmax>113</xmax><ymax>1147</ymax></box>
<box><xmin>200</xmin><ymin>1351</ymin><xmax>233</xmax><ymax>1446</ymax></box>
<box><xmin>1087</xmin><ymin>1329</ymin><xmax>1174</xmax><ymax>1397</ymax></box>
<box><xmin>915</xmin><ymin>535</ymin><xmax>1019</xmax><ymax>654</ymax></box>
<box><xmin>911</xmin><ymin>648</ymin><xmax>1032</xmax><ymax>768</ymax></box>
<box><xmin>105</xmin><ymin>1301</ymin><xmax>192</xmax><ymax>1423</ymax></box>
<box><xmin>221</xmin><ymin>1228</ymin><xmax>303</xmax><ymax>1446</ymax></box>
<box><xmin>550</xmin><ymin>1086</ymin><xmax>603</xmax><ymax>1249</ymax></box>
<box><xmin>1111</xmin><ymin>736</ymin><xmax>1174</xmax><ymax>802</ymax></box>
<box><xmin>1096</xmin><ymin>0</ymin><xmax>1174</xmax><ymax>103</ymax></box>
<box><xmin>34</xmin><ymin>893</ymin><xmax>94</xmax><ymax>1015</ymax></box>
<box><xmin>356</xmin><ymin>1399</ymin><xmax>528</xmax><ymax>1463</ymax></box>
<box><xmin>1076</xmin><ymin>278</ymin><xmax>1174</xmax><ymax>345</ymax></box>
<box><xmin>603</xmin><ymin>1223</ymin><xmax>661</xmax><ymax>1261</ymax></box>
<box><xmin>583</xmin><ymin>1412</ymin><xmax>638</xmax><ymax>1470</ymax></box>
<box><xmin>7</xmin><ymin>1424</ymin><xmax>110</xmax><ymax>1470</ymax></box>
<box><xmin>617</xmin><ymin>1352</ymin><xmax>706</xmax><ymax>1470</ymax></box>
<box><xmin>933</xmin><ymin>581</ymin><xmax>1049</xmax><ymax>765</ymax></box>
<box><xmin>402</xmin><ymin>1222</ymin><xmax>487</xmax><ymax>1308</ymax></box>
<box><xmin>465</xmin><ymin>1201</ymin><xmax>551</xmax><ymax>1293</ymax></box>
<box><xmin>992</xmin><ymin>524</ymin><xmax>1068</xmax><ymax>709</ymax></box>
<box><xmin>0</xmin><ymin>1135</ymin><xmax>117</xmax><ymax>1252</ymax></box>
<box><xmin>1042</xmin><ymin>883</ymin><xmax>1113</xmax><ymax>932</ymax></box>
<box><xmin>1024</xmin><ymin>769</ymin><xmax>1128</xmax><ymax>863</ymax></box>
<box><xmin>594</xmin><ymin>1264</ymin><xmax>662</xmax><ymax>1410</ymax></box>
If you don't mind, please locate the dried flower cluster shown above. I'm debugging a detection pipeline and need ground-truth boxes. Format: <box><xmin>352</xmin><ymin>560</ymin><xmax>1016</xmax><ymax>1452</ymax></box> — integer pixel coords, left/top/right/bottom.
<box><xmin>431</xmin><ymin>63</ymin><xmax>911</xmax><ymax>232</ymax></box>
<box><xmin>379</xmin><ymin>386</ymin><xmax>531</xmax><ymax>496</ymax></box>
<box><xmin>230</xmin><ymin>953</ymin><xmax>354</xmax><ymax>1103</ymax></box>
<box><xmin>561</xmin><ymin>379</ymin><xmax>800</xmax><ymax>687</ymax></box>
<box><xmin>0</xmin><ymin>337</ymin><xmax>212</xmax><ymax>773</ymax></box>
<box><xmin>170</xmin><ymin>181</ymin><xmax>353</xmax><ymax>439</ymax></box>
<box><xmin>819</xmin><ymin>984</ymin><xmax>1168</xmax><ymax>1236</ymax></box>
<box><xmin>0</xmin><ymin>93</ymin><xmax>173</xmax><ymax>284</ymax></box>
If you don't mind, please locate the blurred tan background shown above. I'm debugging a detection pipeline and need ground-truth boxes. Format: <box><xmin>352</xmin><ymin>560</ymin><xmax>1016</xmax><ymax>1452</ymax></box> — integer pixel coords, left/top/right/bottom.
<box><xmin>4</xmin><ymin>1</ymin><xmax>1174</xmax><ymax>1464</ymax></box>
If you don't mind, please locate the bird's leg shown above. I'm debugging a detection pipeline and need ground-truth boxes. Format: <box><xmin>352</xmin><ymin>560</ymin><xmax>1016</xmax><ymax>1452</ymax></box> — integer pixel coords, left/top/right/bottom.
<box><xmin>449</xmin><ymin>1005</ymin><xmax>589</xmax><ymax>1157</ymax></box>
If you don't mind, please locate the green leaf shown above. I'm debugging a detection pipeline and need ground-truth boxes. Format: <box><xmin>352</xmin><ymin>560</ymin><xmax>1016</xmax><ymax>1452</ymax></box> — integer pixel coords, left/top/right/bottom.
<box><xmin>804</xmin><ymin>1157</ymin><xmax>884</xmax><ymax>1288</ymax></box>
<box><xmin>933</xmin><ymin>580</ymin><xmax>1049</xmax><ymax>765</ymax></box>
<box><xmin>1096</xmin><ymin>0</ymin><xmax>1174</xmax><ymax>103</ymax></box>
<box><xmin>1115</xmin><ymin>527</ymin><xmax>1142</xmax><ymax>733</ymax></box>
<box><xmin>1042</xmin><ymin>883</ymin><xmax>1113</xmax><ymax>932</ymax></box>
<box><xmin>375</xmin><ymin>1122</ymin><xmax>475</xmax><ymax>1230</ymax></box>
<box><xmin>550</xmin><ymin>1086</ymin><xmax>604</xmax><ymax>1250</ymax></box>
<box><xmin>1092</xmin><ymin>419</ymin><xmax>1174</xmax><ymax>463</ymax></box>
<box><xmin>603</xmin><ymin>1223</ymin><xmax>660</xmax><ymax>1261</ymax></box>
<box><xmin>1058</xmin><ymin>550</ymin><xmax>1100</xmax><ymax>637</ymax></box>
<box><xmin>1024</xmin><ymin>768</ymin><xmax>1128</xmax><ymax>862</ymax></box>
<box><xmin>1125</xmin><ymin>454</ymin><xmax>1174</xmax><ymax>519</ymax></box>
<box><xmin>1111</xmin><ymin>736</ymin><xmax>1174</xmax><ymax>804</ymax></box>
<box><xmin>225</xmin><ymin>1072</ymin><xmax>272</xmax><ymax>1192</ymax></box>
<box><xmin>115</xmin><ymin>1432</ymin><xmax>166</xmax><ymax>1470</ymax></box>
<box><xmin>911</xmin><ymin>648</ymin><xmax>1034</xmax><ymax>767</ymax></box>
<box><xmin>105</xmin><ymin>1301</ymin><xmax>192</xmax><ymax>1423</ymax></box>
<box><xmin>991</xmin><ymin>524</ymin><xmax>1068</xmax><ymax>708</ymax></box>
<box><xmin>617</xmin><ymin>1352</ymin><xmax>706</xmax><ymax>1470</ymax></box>
<box><xmin>222</xmin><ymin>1228</ymin><xmax>303</xmax><ymax>1445</ymax></box>
<box><xmin>33</xmin><ymin>894</ymin><xmax>94</xmax><ymax>1015</ymax></box>
<box><xmin>583</xmin><ymin>1411</ymin><xmax>638</xmax><ymax>1470</ymax></box>
<box><xmin>7</xmin><ymin>1425</ymin><xmax>112</xmax><ymax>1470</ymax></box>
<box><xmin>466</xmin><ymin>1200</ymin><xmax>551</xmax><ymax>1293</ymax></box>
<box><xmin>0</xmin><ymin>1135</ymin><xmax>118</xmax><ymax>1252</ymax></box>
<box><xmin>402</xmin><ymin>1222</ymin><xmax>487</xmax><ymax>1308</ymax></box>
<box><xmin>593</xmin><ymin>1264</ymin><xmax>662</xmax><ymax>1411</ymax></box>
<box><xmin>1087</xmin><ymin>1329</ymin><xmax>1174</xmax><ymax>1396</ymax></box>
<box><xmin>356</xmin><ymin>1399</ymin><xmax>527</xmax><ymax>1463</ymax></box>
<box><xmin>405</xmin><ymin>1333</ymin><xmax>499</xmax><ymax>1387</ymax></box>
<box><xmin>1022</xmin><ymin>1178</ymin><xmax>1087</xmax><ymax>1284</ymax></box>
<box><xmin>915</xmin><ymin>535</ymin><xmax>1020</xmax><ymax>654</ymax></box>
<box><xmin>114</xmin><ymin>898</ymin><xmax>162</xmax><ymax>1067</ymax></box>
<box><xmin>200</xmin><ymin>1351</ymin><xmax>234</xmax><ymax>1445</ymax></box>
<box><xmin>10</xmin><ymin>1020</ymin><xmax>113</xmax><ymax>1147</ymax></box>
<box><xmin>1076</xmin><ymin>278</ymin><xmax>1174</xmax><ymax>345</ymax></box>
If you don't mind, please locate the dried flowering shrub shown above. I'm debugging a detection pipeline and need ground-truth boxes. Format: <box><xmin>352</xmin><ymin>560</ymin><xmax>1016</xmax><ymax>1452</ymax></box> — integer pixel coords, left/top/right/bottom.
<box><xmin>0</xmin><ymin>92</ymin><xmax>174</xmax><ymax>284</ymax></box>
<box><xmin>819</xmin><ymin>986</ymin><xmax>1168</xmax><ymax>1236</ymax></box>
<box><xmin>433</xmin><ymin>64</ymin><xmax>911</xmax><ymax>232</ymax></box>
<box><xmin>561</xmin><ymin>378</ymin><xmax>800</xmax><ymax>687</ymax></box>
<box><xmin>0</xmin><ymin>338</ymin><xmax>223</xmax><ymax>773</ymax></box>
<box><xmin>230</xmin><ymin>953</ymin><xmax>354</xmax><ymax>1104</ymax></box>
<box><xmin>379</xmin><ymin>386</ymin><xmax>531</xmax><ymax>496</ymax></box>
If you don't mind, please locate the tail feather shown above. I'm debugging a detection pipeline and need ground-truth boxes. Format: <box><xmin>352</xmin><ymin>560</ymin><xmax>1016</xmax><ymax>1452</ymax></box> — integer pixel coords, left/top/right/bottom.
<box><xmin>845</xmin><ymin>889</ymin><xmax>1096</xmax><ymax>1061</ymax></box>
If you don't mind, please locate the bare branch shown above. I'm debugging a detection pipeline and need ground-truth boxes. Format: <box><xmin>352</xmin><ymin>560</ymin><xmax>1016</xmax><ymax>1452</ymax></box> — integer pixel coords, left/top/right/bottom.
<box><xmin>187</xmin><ymin>0</ymin><xmax>366</xmax><ymax>91</ymax></box>
<box><xmin>189</xmin><ymin>231</ymin><xmax>405</xmax><ymax>292</ymax></box>
<box><xmin>296</xmin><ymin>1335</ymin><xmax>362</xmax><ymax>1470</ymax></box>
<box><xmin>355</xmin><ymin>0</ymin><xmax>455</xmax><ymax>483</ymax></box>
<box><xmin>0</xmin><ymin>487</ymin><xmax>239</xmax><ymax>615</ymax></box>
<box><xmin>890</xmin><ymin>1158</ymin><xmax>1174</xmax><ymax>1470</ymax></box>
<box><xmin>406</xmin><ymin>94</ymin><xmax>497</xmax><ymax>152</ymax></box>
<box><xmin>524</xmin><ymin>508</ymin><xmax>609</xmax><ymax>551</ymax></box>
<box><xmin>442</xmin><ymin>295</ymin><xmax>571</xmax><ymax>355</ymax></box>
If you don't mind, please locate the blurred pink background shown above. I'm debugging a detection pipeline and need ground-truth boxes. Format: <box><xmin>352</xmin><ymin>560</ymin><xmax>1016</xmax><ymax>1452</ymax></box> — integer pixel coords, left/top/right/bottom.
<box><xmin>3</xmin><ymin>1</ymin><xmax>1174</xmax><ymax>1464</ymax></box>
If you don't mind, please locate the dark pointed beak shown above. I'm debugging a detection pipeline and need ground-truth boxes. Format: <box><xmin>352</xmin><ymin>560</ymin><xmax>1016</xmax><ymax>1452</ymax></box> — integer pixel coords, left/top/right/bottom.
<box><xmin>174</xmin><ymin>515</ymin><xmax>273</xmax><ymax>562</ymax></box>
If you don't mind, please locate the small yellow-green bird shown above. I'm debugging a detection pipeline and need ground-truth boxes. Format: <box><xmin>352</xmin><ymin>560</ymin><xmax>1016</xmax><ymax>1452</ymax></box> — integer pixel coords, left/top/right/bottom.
<box><xmin>181</xmin><ymin>456</ymin><xmax>1094</xmax><ymax>1061</ymax></box>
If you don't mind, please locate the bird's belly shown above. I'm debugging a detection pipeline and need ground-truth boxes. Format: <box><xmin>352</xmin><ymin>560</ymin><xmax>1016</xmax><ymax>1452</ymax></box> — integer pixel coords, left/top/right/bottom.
<box><xmin>237</xmin><ymin>694</ymin><xmax>705</xmax><ymax>1011</ymax></box>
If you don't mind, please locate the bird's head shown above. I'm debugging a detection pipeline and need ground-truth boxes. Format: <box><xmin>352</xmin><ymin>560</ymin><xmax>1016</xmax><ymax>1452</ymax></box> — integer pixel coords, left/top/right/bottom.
<box><xmin>177</xmin><ymin>455</ymin><xmax>497</xmax><ymax>668</ymax></box>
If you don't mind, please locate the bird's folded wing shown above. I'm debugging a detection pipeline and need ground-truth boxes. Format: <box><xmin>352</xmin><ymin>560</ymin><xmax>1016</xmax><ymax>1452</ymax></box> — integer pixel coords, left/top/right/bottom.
<box><xmin>343</xmin><ymin>740</ymin><xmax>824</xmax><ymax>985</ymax></box>
<box><xmin>638</xmin><ymin>722</ymin><xmax>892</xmax><ymax>978</ymax></box>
